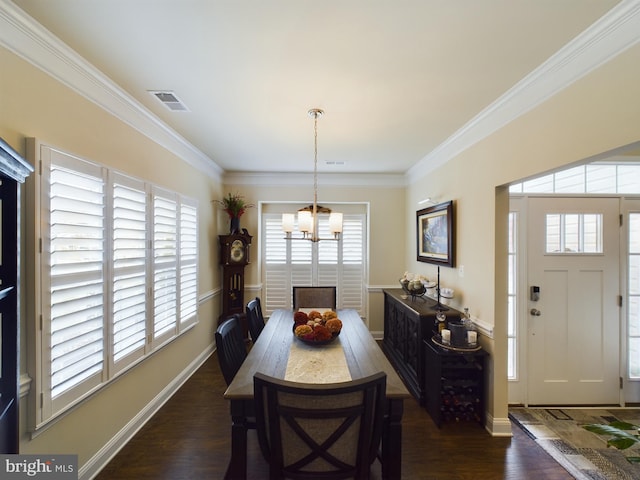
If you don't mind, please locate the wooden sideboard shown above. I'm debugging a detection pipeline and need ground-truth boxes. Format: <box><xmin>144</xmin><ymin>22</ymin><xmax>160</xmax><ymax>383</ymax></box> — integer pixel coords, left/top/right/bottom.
<box><xmin>382</xmin><ymin>289</ymin><xmax>461</xmax><ymax>404</ymax></box>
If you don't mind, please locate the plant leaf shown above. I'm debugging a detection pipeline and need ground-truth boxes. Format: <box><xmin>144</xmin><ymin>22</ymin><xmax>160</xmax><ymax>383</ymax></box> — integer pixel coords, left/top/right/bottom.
<box><xmin>608</xmin><ymin>421</ymin><xmax>639</xmax><ymax>431</ymax></box>
<box><xmin>608</xmin><ymin>437</ymin><xmax>638</xmax><ymax>450</ymax></box>
<box><xmin>584</xmin><ymin>423</ymin><xmax>640</xmax><ymax>450</ymax></box>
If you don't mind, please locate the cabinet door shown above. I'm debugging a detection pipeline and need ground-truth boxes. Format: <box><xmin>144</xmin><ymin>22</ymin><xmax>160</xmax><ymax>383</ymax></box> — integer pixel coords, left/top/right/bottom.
<box><xmin>403</xmin><ymin>313</ymin><xmax>419</xmax><ymax>377</ymax></box>
<box><xmin>385</xmin><ymin>300</ymin><xmax>401</xmax><ymax>352</ymax></box>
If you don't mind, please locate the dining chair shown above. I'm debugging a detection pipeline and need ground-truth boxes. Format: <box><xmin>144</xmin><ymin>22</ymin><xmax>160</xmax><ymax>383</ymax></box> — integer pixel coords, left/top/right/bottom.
<box><xmin>292</xmin><ymin>286</ymin><xmax>337</xmax><ymax>310</ymax></box>
<box><xmin>215</xmin><ymin>314</ymin><xmax>248</xmax><ymax>386</ymax></box>
<box><xmin>246</xmin><ymin>297</ymin><xmax>265</xmax><ymax>343</ymax></box>
<box><xmin>253</xmin><ymin>371</ymin><xmax>387</xmax><ymax>480</ymax></box>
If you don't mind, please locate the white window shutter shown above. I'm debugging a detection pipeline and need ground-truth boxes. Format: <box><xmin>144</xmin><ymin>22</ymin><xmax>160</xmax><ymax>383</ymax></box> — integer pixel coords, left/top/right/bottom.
<box><xmin>264</xmin><ymin>217</ymin><xmax>289</xmax><ymax>311</ymax></box>
<box><xmin>112</xmin><ymin>176</ymin><xmax>147</xmax><ymax>366</ymax></box>
<box><xmin>340</xmin><ymin>216</ymin><xmax>365</xmax><ymax>314</ymax></box>
<box><xmin>153</xmin><ymin>191</ymin><xmax>178</xmax><ymax>341</ymax></box>
<box><xmin>179</xmin><ymin>200</ymin><xmax>198</xmax><ymax>326</ymax></box>
<box><xmin>35</xmin><ymin>143</ymin><xmax>200</xmax><ymax>425</ymax></box>
<box><xmin>262</xmin><ymin>212</ymin><xmax>366</xmax><ymax>316</ymax></box>
<box><xmin>318</xmin><ymin>217</ymin><xmax>338</xmax><ymax>288</ymax></box>
<box><xmin>48</xmin><ymin>161</ymin><xmax>106</xmax><ymax>402</ymax></box>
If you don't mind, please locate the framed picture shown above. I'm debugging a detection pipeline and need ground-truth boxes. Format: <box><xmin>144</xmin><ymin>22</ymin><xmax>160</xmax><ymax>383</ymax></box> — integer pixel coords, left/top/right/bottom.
<box><xmin>416</xmin><ymin>200</ymin><xmax>454</xmax><ymax>267</ymax></box>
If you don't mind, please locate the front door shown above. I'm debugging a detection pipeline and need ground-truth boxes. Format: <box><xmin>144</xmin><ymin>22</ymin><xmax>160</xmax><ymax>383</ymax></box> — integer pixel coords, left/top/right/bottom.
<box><xmin>527</xmin><ymin>196</ymin><xmax>620</xmax><ymax>405</ymax></box>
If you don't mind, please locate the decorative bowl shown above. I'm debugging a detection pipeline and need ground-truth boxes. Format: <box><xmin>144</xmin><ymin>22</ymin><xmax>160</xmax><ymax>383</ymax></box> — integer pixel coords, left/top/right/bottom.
<box><xmin>292</xmin><ymin>324</ymin><xmax>339</xmax><ymax>345</ymax></box>
<box><xmin>399</xmin><ymin>279</ymin><xmax>426</xmax><ymax>296</ymax></box>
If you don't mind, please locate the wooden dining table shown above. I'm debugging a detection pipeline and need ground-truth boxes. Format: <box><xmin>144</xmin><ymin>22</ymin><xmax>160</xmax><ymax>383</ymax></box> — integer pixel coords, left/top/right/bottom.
<box><xmin>223</xmin><ymin>308</ymin><xmax>411</xmax><ymax>479</ymax></box>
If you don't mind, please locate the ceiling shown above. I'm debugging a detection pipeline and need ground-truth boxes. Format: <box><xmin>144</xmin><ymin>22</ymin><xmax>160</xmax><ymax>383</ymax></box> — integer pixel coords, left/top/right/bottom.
<box><xmin>10</xmin><ymin>1</ymin><xmax>623</xmax><ymax>176</ymax></box>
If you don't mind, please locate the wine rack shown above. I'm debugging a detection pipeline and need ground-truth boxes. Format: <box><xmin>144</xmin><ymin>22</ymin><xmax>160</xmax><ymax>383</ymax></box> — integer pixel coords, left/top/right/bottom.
<box><xmin>423</xmin><ymin>339</ymin><xmax>488</xmax><ymax>427</ymax></box>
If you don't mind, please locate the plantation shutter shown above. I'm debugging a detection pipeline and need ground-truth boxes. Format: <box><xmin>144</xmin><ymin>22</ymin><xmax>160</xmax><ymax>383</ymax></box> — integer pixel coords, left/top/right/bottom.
<box><xmin>34</xmin><ymin>143</ymin><xmax>200</xmax><ymax>425</ymax></box>
<box><xmin>179</xmin><ymin>200</ymin><xmax>198</xmax><ymax>326</ymax></box>
<box><xmin>264</xmin><ymin>218</ymin><xmax>288</xmax><ymax>312</ymax></box>
<box><xmin>317</xmin><ymin>219</ymin><xmax>338</xmax><ymax>288</ymax></box>
<box><xmin>153</xmin><ymin>190</ymin><xmax>178</xmax><ymax>341</ymax></box>
<box><xmin>341</xmin><ymin>216</ymin><xmax>365</xmax><ymax>314</ymax></box>
<box><xmin>112</xmin><ymin>175</ymin><xmax>147</xmax><ymax>366</ymax></box>
<box><xmin>262</xmin><ymin>212</ymin><xmax>366</xmax><ymax>316</ymax></box>
<box><xmin>47</xmin><ymin>154</ymin><xmax>106</xmax><ymax>405</ymax></box>
<box><xmin>291</xmin><ymin>229</ymin><xmax>313</xmax><ymax>297</ymax></box>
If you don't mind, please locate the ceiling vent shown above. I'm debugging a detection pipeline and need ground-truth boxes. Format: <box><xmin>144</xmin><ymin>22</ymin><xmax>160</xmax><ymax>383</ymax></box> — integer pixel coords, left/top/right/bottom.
<box><xmin>148</xmin><ymin>90</ymin><xmax>189</xmax><ymax>112</ymax></box>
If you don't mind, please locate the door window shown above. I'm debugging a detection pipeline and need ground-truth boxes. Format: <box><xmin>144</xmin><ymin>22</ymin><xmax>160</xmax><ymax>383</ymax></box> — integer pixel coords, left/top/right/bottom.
<box><xmin>545</xmin><ymin>214</ymin><xmax>603</xmax><ymax>254</ymax></box>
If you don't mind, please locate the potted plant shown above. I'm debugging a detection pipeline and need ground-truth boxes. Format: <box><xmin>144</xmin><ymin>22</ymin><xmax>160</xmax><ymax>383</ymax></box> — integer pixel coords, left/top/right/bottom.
<box><xmin>215</xmin><ymin>193</ymin><xmax>253</xmax><ymax>233</ymax></box>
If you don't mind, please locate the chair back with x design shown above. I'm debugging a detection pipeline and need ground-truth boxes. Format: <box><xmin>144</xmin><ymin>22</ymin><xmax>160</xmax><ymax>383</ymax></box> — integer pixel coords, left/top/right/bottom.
<box><xmin>253</xmin><ymin>371</ymin><xmax>386</xmax><ymax>479</ymax></box>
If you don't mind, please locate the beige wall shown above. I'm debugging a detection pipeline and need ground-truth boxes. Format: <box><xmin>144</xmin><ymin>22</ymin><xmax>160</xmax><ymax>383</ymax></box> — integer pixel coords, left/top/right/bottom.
<box><xmin>1</xmin><ymin>46</ymin><xmax>223</xmax><ymax>469</ymax></box>
<box><xmin>407</xmin><ymin>42</ymin><xmax>640</xmax><ymax>429</ymax></box>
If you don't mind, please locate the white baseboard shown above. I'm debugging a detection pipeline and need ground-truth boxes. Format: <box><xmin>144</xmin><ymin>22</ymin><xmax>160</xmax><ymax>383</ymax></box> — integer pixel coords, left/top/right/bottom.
<box><xmin>80</xmin><ymin>345</ymin><xmax>215</xmax><ymax>480</ymax></box>
<box><xmin>485</xmin><ymin>412</ymin><xmax>513</xmax><ymax>437</ymax></box>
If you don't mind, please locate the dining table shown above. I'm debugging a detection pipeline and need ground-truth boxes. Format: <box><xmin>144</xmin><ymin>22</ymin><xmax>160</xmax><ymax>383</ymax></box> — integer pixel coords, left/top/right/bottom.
<box><xmin>223</xmin><ymin>308</ymin><xmax>411</xmax><ymax>479</ymax></box>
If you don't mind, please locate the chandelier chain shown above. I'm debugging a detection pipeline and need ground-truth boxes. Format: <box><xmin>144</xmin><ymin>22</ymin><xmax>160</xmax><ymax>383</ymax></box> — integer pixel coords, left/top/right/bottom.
<box><xmin>313</xmin><ymin>113</ymin><xmax>318</xmax><ymax>215</ymax></box>
<box><xmin>281</xmin><ymin>107</ymin><xmax>341</xmax><ymax>242</ymax></box>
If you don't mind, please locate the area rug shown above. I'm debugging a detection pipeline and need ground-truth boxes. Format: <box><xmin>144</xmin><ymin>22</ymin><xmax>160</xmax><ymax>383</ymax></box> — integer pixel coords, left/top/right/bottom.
<box><xmin>509</xmin><ymin>408</ymin><xmax>640</xmax><ymax>480</ymax></box>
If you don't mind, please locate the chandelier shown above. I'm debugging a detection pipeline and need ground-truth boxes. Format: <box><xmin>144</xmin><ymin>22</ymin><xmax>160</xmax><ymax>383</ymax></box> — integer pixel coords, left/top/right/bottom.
<box><xmin>282</xmin><ymin>108</ymin><xmax>343</xmax><ymax>242</ymax></box>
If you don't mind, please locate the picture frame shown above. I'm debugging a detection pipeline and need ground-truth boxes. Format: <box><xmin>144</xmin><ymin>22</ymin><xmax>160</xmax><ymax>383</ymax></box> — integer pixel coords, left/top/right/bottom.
<box><xmin>416</xmin><ymin>200</ymin><xmax>455</xmax><ymax>267</ymax></box>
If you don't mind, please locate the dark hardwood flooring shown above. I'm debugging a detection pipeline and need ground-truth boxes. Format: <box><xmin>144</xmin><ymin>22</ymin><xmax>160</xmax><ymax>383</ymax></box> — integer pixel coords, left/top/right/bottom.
<box><xmin>95</xmin><ymin>352</ymin><xmax>572</xmax><ymax>480</ymax></box>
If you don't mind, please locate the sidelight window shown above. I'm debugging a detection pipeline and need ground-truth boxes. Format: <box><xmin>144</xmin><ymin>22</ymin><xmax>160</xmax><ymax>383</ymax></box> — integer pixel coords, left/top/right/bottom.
<box><xmin>628</xmin><ymin>213</ymin><xmax>640</xmax><ymax>378</ymax></box>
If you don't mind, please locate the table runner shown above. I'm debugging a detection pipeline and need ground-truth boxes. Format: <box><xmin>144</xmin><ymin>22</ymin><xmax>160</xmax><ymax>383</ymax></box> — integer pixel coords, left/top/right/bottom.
<box><xmin>284</xmin><ymin>339</ymin><xmax>352</xmax><ymax>383</ymax></box>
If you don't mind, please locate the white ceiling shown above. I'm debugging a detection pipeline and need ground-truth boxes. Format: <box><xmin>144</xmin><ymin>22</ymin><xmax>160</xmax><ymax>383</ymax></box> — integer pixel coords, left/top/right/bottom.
<box><xmin>9</xmin><ymin>0</ymin><xmax>626</xmax><ymax>176</ymax></box>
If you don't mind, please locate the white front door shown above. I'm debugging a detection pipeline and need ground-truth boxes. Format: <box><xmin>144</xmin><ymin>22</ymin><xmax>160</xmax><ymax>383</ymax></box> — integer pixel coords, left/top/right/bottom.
<box><xmin>527</xmin><ymin>196</ymin><xmax>621</xmax><ymax>405</ymax></box>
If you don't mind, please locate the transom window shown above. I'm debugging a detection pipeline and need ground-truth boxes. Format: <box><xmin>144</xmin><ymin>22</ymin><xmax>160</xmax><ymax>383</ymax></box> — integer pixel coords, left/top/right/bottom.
<box><xmin>510</xmin><ymin>163</ymin><xmax>640</xmax><ymax>194</ymax></box>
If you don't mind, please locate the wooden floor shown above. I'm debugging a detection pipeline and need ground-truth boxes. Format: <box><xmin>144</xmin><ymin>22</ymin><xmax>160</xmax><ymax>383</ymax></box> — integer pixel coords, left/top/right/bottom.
<box><xmin>95</xmin><ymin>351</ymin><xmax>572</xmax><ymax>480</ymax></box>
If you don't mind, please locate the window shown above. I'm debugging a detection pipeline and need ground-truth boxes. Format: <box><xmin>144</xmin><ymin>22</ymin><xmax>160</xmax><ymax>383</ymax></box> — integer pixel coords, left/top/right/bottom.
<box><xmin>153</xmin><ymin>191</ymin><xmax>178</xmax><ymax>341</ymax></box>
<box><xmin>545</xmin><ymin>213</ymin><xmax>603</xmax><ymax>254</ymax></box>
<box><xmin>628</xmin><ymin>213</ymin><xmax>640</xmax><ymax>378</ymax></box>
<box><xmin>47</xmin><ymin>160</ymin><xmax>105</xmax><ymax>406</ymax></box>
<box><xmin>32</xmin><ymin>145</ymin><xmax>198</xmax><ymax>426</ymax></box>
<box><xmin>510</xmin><ymin>163</ymin><xmax>640</xmax><ymax>194</ymax></box>
<box><xmin>112</xmin><ymin>175</ymin><xmax>147</xmax><ymax>367</ymax></box>
<box><xmin>507</xmin><ymin>212</ymin><xmax>517</xmax><ymax>380</ymax></box>
<box><xmin>262</xmin><ymin>211</ymin><xmax>366</xmax><ymax>316</ymax></box>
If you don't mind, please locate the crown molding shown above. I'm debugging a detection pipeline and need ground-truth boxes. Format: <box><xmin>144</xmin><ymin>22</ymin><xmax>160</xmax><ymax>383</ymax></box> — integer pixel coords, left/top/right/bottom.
<box><xmin>223</xmin><ymin>171</ymin><xmax>407</xmax><ymax>188</ymax></box>
<box><xmin>0</xmin><ymin>0</ymin><xmax>223</xmax><ymax>182</ymax></box>
<box><xmin>407</xmin><ymin>0</ymin><xmax>640</xmax><ymax>183</ymax></box>
<box><xmin>3</xmin><ymin>1</ymin><xmax>638</xmax><ymax>185</ymax></box>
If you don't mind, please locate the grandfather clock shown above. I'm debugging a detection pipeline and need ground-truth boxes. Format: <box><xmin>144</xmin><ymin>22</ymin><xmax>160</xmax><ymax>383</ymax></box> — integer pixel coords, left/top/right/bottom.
<box><xmin>219</xmin><ymin>229</ymin><xmax>252</xmax><ymax>332</ymax></box>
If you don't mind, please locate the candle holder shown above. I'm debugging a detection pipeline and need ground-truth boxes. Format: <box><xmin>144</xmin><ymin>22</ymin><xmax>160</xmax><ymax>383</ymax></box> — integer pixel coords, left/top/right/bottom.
<box><xmin>433</xmin><ymin>266</ymin><xmax>449</xmax><ymax>311</ymax></box>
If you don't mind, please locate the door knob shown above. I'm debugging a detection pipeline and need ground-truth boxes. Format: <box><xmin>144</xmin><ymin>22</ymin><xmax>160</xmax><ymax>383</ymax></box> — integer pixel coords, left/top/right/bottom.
<box><xmin>530</xmin><ymin>308</ymin><xmax>541</xmax><ymax>316</ymax></box>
